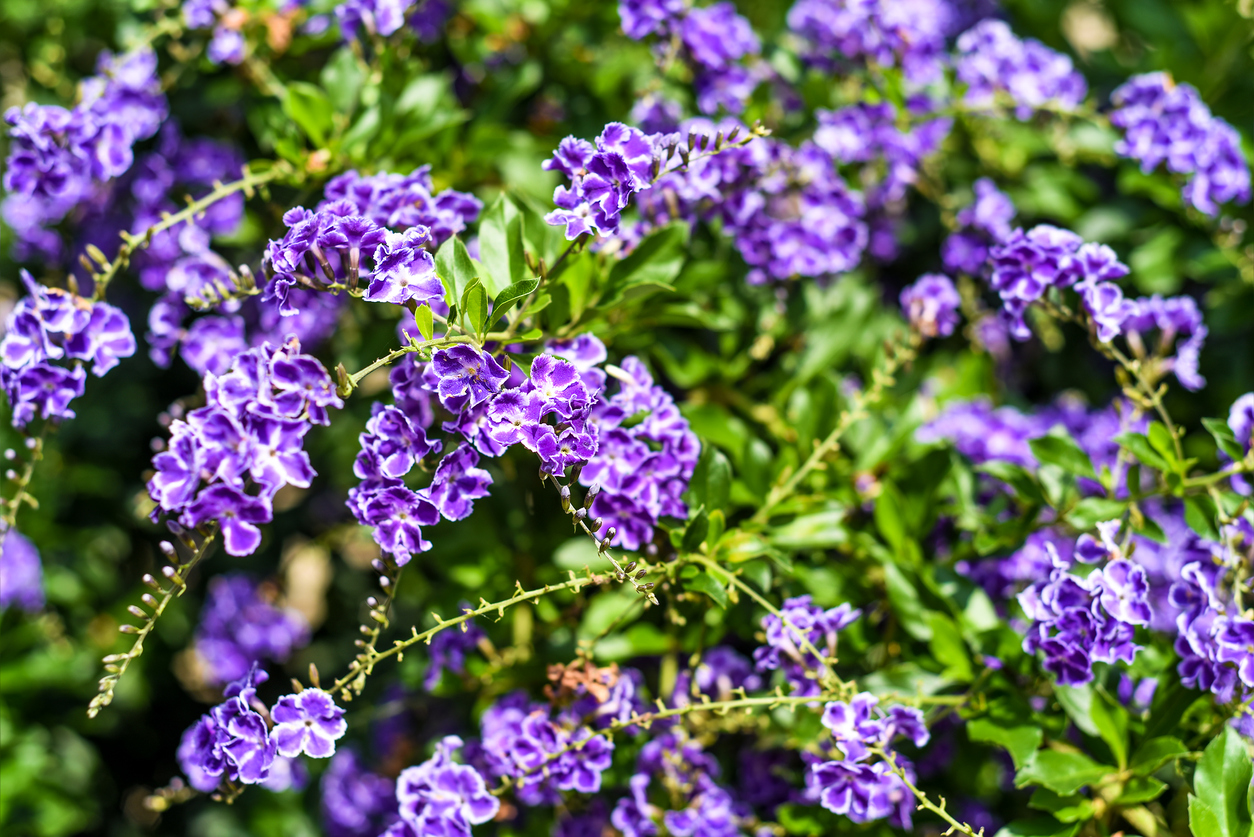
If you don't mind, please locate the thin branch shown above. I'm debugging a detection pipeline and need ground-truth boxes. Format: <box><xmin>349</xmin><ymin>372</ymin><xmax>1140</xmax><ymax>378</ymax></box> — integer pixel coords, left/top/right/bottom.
<box><xmin>89</xmin><ymin>525</ymin><xmax>219</xmax><ymax>718</ymax></box>
<box><xmin>1</xmin><ymin>429</ymin><xmax>47</xmax><ymax>534</ymax></box>
<box><xmin>89</xmin><ymin>164</ymin><xmax>293</xmax><ymax>299</ymax></box>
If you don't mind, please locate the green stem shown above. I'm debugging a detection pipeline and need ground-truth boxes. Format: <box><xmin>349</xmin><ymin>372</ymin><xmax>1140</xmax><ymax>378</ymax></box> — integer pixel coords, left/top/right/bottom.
<box><xmin>1</xmin><ymin>429</ymin><xmax>47</xmax><ymax>534</ymax></box>
<box><xmin>330</xmin><ymin>572</ymin><xmax>607</xmax><ymax>696</ymax></box>
<box><xmin>89</xmin><ymin>525</ymin><xmax>219</xmax><ymax>718</ymax></box>
<box><xmin>91</xmin><ymin>164</ymin><xmax>292</xmax><ymax>300</ymax></box>
<box><xmin>873</xmin><ymin>747</ymin><xmax>984</xmax><ymax>836</ymax></box>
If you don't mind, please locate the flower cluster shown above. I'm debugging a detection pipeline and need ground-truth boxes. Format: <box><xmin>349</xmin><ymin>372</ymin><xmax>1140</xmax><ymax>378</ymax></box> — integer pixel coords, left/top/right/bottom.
<box><xmin>193</xmin><ymin>573</ymin><xmax>311</xmax><ymax>685</ymax></box>
<box><xmin>321</xmin><ymin>748</ymin><xmax>398</xmax><ymax>837</ymax></box>
<box><xmin>812</xmin><ymin>100</ymin><xmax>948</xmax><ymax>214</ymax></box>
<box><xmin>182</xmin><ymin>0</ymin><xmax>246</xmax><ymax>65</ymax></box>
<box><xmin>635</xmin><ymin>120</ymin><xmax>867</xmax><ymax>284</ymax></box>
<box><xmin>954</xmin><ymin>20</ymin><xmax>1087</xmax><ymax>120</ymax></box>
<box><xmin>387</xmin><ymin>735</ymin><xmax>499</xmax><ymax>837</ymax></box>
<box><xmin>1169</xmin><ymin>517</ymin><xmax>1254</xmax><ymax>705</ymax></box>
<box><xmin>787</xmin><ymin>0</ymin><xmax>951</xmax><ymax>83</ymax></box>
<box><xmin>671</xmin><ymin>646</ymin><xmax>761</xmax><ymax>708</ymax></box>
<box><xmin>612</xmin><ymin>730</ymin><xmax>748</xmax><ymax>837</ymax></box>
<box><xmin>577</xmin><ymin>353</ymin><xmax>699</xmax><ymax>549</ymax></box>
<box><xmin>544</xmin><ymin>123</ymin><xmax>662</xmax><ymax>239</ymax></box>
<box><xmin>753</xmin><ymin>596</ymin><xmax>860</xmax><ymax>696</ymax></box>
<box><xmin>2</xmin><ymin>48</ymin><xmax>166</xmax><ymax>260</ymax></box>
<box><xmin>0</xmin><ymin>271</ymin><xmax>136</xmax><ymax>428</ymax></box>
<box><xmin>900</xmin><ymin>273</ymin><xmax>961</xmax><ymax>338</ymax></box>
<box><xmin>1017</xmin><ymin>523</ymin><xmax>1153</xmax><ymax>685</ymax></box>
<box><xmin>335</xmin><ymin>0</ymin><xmax>453</xmax><ymax>43</ymax></box>
<box><xmin>472</xmin><ymin>689</ymin><xmax>616</xmax><ymax>805</ymax></box>
<box><xmin>179</xmin><ymin>666</ymin><xmax>346</xmax><ymax>792</ymax></box>
<box><xmin>942</xmin><ymin>177</ymin><xmax>1016</xmax><ymax>275</ymax></box>
<box><xmin>805</xmin><ymin>693</ymin><xmax>928</xmax><ymax>827</ymax></box>
<box><xmin>620</xmin><ymin>0</ymin><xmax>762</xmax><ymax>114</ymax></box>
<box><xmin>0</xmin><ymin>528</ymin><xmax>44</xmax><ymax>612</ymax></box>
<box><xmin>263</xmin><ymin>167</ymin><xmax>479</xmax><ymax>318</ymax></box>
<box><xmin>1110</xmin><ymin>72</ymin><xmax>1251</xmax><ymax>216</ymax></box>
<box><xmin>148</xmin><ymin>339</ymin><xmax>342</xmax><ymax>555</ymax></box>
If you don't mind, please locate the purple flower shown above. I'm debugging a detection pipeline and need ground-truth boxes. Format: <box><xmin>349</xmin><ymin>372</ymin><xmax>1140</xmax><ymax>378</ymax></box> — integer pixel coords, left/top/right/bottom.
<box><xmin>0</xmin><ymin>529</ymin><xmax>44</xmax><ymax>612</ymax></box>
<box><xmin>430</xmin><ymin>345</ymin><xmax>509</xmax><ymax>412</ymax></box>
<box><xmin>900</xmin><ymin>273</ymin><xmax>961</xmax><ymax>338</ymax></box>
<box><xmin>754</xmin><ymin>596</ymin><xmax>860</xmax><ymax>696</ymax></box>
<box><xmin>186</xmin><ymin>485</ymin><xmax>272</xmax><ymax>556</ymax></box>
<box><xmin>955</xmin><ymin>20</ymin><xmax>1087</xmax><ymax>120</ymax></box>
<box><xmin>1229</xmin><ymin>393</ymin><xmax>1254</xmax><ymax>453</ymax></box>
<box><xmin>272</xmin><ymin>689</ymin><xmax>348</xmax><ymax>758</ymax></box>
<box><xmin>366</xmin><ymin>226</ymin><xmax>444</xmax><ymax>306</ymax></box>
<box><xmin>179</xmin><ymin>666</ymin><xmax>278</xmax><ymax>790</ymax></box>
<box><xmin>425</xmin><ymin>444</ymin><xmax>493</xmax><ymax>521</ymax></box>
<box><xmin>1111</xmin><ymin>72</ymin><xmax>1251</xmax><ymax>216</ymax></box>
<box><xmin>321</xmin><ymin>748</ymin><xmax>398</xmax><ymax>837</ymax></box>
<box><xmin>356</xmin><ymin>485</ymin><xmax>440</xmax><ymax>565</ymax></box>
<box><xmin>821</xmin><ymin>694</ymin><xmax>886</xmax><ymax>763</ymax></box>
<box><xmin>1215</xmin><ymin>618</ymin><xmax>1254</xmax><ymax>687</ymax></box>
<box><xmin>788</xmin><ymin>0</ymin><xmax>950</xmax><ymax>83</ymax></box>
<box><xmin>395</xmin><ymin>735</ymin><xmax>500</xmax><ymax>836</ymax></box>
<box><xmin>619</xmin><ymin>0</ymin><xmax>685</xmax><ymax>39</ymax></box>
<box><xmin>194</xmin><ymin>573</ymin><xmax>310</xmax><ymax>685</ymax></box>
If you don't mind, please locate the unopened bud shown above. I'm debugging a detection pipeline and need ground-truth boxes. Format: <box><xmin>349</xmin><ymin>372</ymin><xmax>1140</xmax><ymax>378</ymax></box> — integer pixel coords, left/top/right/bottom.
<box><xmin>366</xmin><ymin>597</ymin><xmax>379</xmax><ymax>607</ymax></box>
<box><xmin>625</xmin><ymin>561</ymin><xmax>637</xmax><ymax>573</ymax></box>
<box><xmin>584</xmin><ymin>484</ymin><xmax>600</xmax><ymax>509</ymax></box>
<box><xmin>635</xmin><ymin>569</ymin><xmax>647</xmax><ymax>579</ymax></box>
<box><xmin>3</xmin><ymin>449</ymin><xmax>14</xmax><ymax>461</ymax></box>
<box><xmin>159</xmin><ymin>541</ymin><xmax>176</xmax><ymax>557</ymax></box>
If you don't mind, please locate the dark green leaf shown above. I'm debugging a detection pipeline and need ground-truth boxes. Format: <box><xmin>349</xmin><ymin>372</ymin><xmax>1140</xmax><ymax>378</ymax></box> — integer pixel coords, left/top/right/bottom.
<box><xmin>926</xmin><ymin>612</ymin><xmax>974</xmax><ymax>681</ymax></box>
<box><xmin>993</xmin><ymin>816</ymin><xmax>1080</xmax><ymax>837</ymax></box>
<box><xmin>1028</xmin><ymin>788</ymin><xmax>1094</xmax><ymax>823</ymax></box>
<box><xmin>978</xmin><ymin>460</ymin><xmax>1047</xmax><ymax>506</ymax></box>
<box><xmin>600</xmin><ymin>223</ymin><xmax>687</xmax><ymax>307</ymax></box>
<box><xmin>1202</xmin><ymin>417</ymin><xmax>1246</xmax><ymax>462</ymax></box>
<box><xmin>488</xmin><ymin>278</ymin><xmax>540</xmax><ymax>329</ymax></box>
<box><xmin>1189</xmin><ymin>727</ymin><xmax>1254</xmax><ymax>837</ymax></box>
<box><xmin>435</xmin><ymin>236</ymin><xmax>477</xmax><ymax>308</ymax></box>
<box><xmin>1116</xmin><ymin>776</ymin><xmax>1168</xmax><ymax>805</ymax></box>
<box><xmin>1067</xmin><ymin>497</ymin><xmax>1127</xmax><ymax>530</ymax></box>
<box><xmin>1114</xmin><ymin>432</ymin><xmax>1170</xmax><ymax>472</ymax></box>
<box><xmin>1029</xmin><ymin>433</ymin><xmax>1096</xmax><ymax>480</ymax></box>
<box><xmin>412</xmin><ymin>304</ymin><xmax>434</xmax><ymax>342</ymax></box>
<box><xmin>461</xmin><ymin>279</ymin><xmax>488</xmax><ymax>338</ymax></box>
<box><xmin>1130</xmin><ymin>737</ymin><xmax>1188</xmax><ymax>777</ymax></box>
<box><xmin>681</xmin><ymin>506</ymin><xmax>709</xmax><ymax>554</ymax></box>
<box><xmin>968</xmin><ymin>718</ymin><xmax>1043</xmax><ymax>769</ymax></box>
<box><xmin>687</xmin><ymin>570</ymin><xmax>728</xmax><ymax>609</ymax></box>
<box><xmin>1184</xmin><ymin>495</ymin><xmax>1220</xmax><ymax>541</ymax></box>
<box><xmin>1015</xmin><ymin>750</ymin><xmax>1111</xmax><ymax>795</ymax></box>
<box><xmin>282</xmin><ymin>82</ymin><xmax>333</xmax><ymax>145</ymax></box>
<box><xmin>478</xmin><ymin>196</ymin><xmax>526</xmax><ymax>297</ymax></box>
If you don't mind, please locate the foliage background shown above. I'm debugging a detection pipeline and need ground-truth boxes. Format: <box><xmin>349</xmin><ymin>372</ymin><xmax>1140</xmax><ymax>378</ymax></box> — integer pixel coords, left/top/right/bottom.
<box><xmin>0</xmin><ymin>0</ymin><xmax>1252</xmax><ymax>835</ymax></box>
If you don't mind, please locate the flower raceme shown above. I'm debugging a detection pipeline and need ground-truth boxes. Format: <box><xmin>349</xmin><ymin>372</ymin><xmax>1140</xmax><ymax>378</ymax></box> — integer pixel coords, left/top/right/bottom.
<box><xmin>148</xmin><ymin>338</ymin><xmax>342</xmax><ymax>556</ymax></box>
<box><xmin>0</xmin><ymin>270</ymin><xmax>136</xmax><ymax>429</ymax></box>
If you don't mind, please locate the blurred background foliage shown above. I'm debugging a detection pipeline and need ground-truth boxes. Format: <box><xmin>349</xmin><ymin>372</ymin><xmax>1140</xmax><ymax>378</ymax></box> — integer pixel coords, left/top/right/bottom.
<box><xmin>0</xmin><ymin>0</ymin><xmax>1252</xmax><ymax>835</ymax></box>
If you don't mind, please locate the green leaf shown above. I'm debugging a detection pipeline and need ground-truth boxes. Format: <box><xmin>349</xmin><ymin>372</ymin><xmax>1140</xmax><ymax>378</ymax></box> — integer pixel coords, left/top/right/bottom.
<box><xmin>1029</xmin><ymin>433</ymin><xmax>1096</xmax><ymax>480</ymax></box>
<box><xmin>488</xmin><ymin>278</ymin><xmax>540</xmax><ymax>329</ymax></box>
<box><xmin>282</xmin><ymin>82</ymin><xmax>333</xmax><ymax>146</ymax></box>
<box><xmin>411</xmin><ymin>304</ymin><xmax>434</xmax><ymax>342</ymax></box>
<box><xmin>768</xmin><ymin>509</ymin><xmax>848</xmax><ymax>550</ymax></box>
<box><xmin>968</xmin><ymin>718</ymin><xmax>1043</xmax><ymax>769</ymax></box>
<box><xmin>705</xmin><ymin>509</ymin><xmax>726</xmax><ymax>551</ymax></box>
<box><xmin>1184</xmin><ymin>494</ymin><xmax>1220</xmax><ymax>541</ymax></box>
<box><xmin>687</xmin><ymin>446</ymin><xmax>731</xmax><ymax>515</ymax></box>
<box><xmin>882</xmin><ymin>563</ymin><xmax>931</xmax><ymax>641</ymax></box>
<box><xmin>461</xmin><ymin>279</ymin><xmax>488</xmax><ymax>338</ymax></box>
<box><xmin>687</xmin><ymin>570</ymin><xmax>728</xmax><ymax>609</ymax></box>
<box><xmin>320</xmin><ymin>47</ymin><xmax>364</xmax><ymax>113</ymax></box>
<box><xmin>1088</xmin><ymin>691</ymin><xmax>1128</xmax><ymax>770</ymax></box>
<box><xmin>435</xmin><ymin>236</ymin><xmax>478</xmax><ymax>309</ymax></box>
<box><xmin>1116</xmin><ymin>776</ymin><xmax>1168</xmax><ymax>805</ymax></box>
<box><xmin>978</xmin><ymin>460</ymin><xmax>1046</xmax><ymax>506</ymax></box>
<box><xmin>874</xmin><ymin>482</ymin><xmax>907</xmax><ymax>550</ymax></box>
<box><xmin>1189</xmin><ymin>727</ymin><xmax>1254</xmax><ymax>837</ymax></box>
<box><xmin>926</xmin><ymin>612</ymin><xmax>974</xmax><ymax>681</ymax></box>
<box><xmin>993</xmin><ymin>816</ymin><xmax>1080</xmax><ymax>837</ymax></box>
<box><xmin>1028</xmin><ymin>788</ymin><xmax>1094</xmax><ymax>823</ymax></box>
<box><xmin>1147</xmin><ymin>422</ymin><xmax>1179</xmax><ymax>466</ymax></box>
<box><xmin>1114</xmin><ymin>432</ymin><xmax>1170</xmax><ymax>472</ymax></box>
<box><xmin>600</xmin><ymin>223</ymin><xmax>687</xmax><ymax>308</ymax></box>
<box><xmin>1202</xmin><ymin>417</ymin><xmax>1246</xmax><ymax>462</ymax></box>
<box><xmin>478</xmin><ymin>196</ymin><xmax>526</xmax><ymax>297</ymax></box>
<box><xmin>682</xmin><ymin>506</ymin><xmax>709</xmax><ymax>554</ymax></box>
<box><xmin>1130</xmin><ymin>737</ymin><xmax>1188</xmax><ymax>777</ymax></box>
<box><xmin>1015</xmin><ymin>750</ymin><xmax>1111</xmax><ymax>795</ymax></box>
<box><xmin>1067</xmin><ymin>497</ymin><xmax>1127</xmax><ymax>530</ymax></box>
